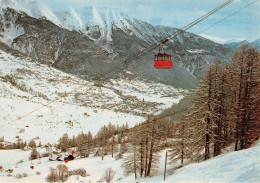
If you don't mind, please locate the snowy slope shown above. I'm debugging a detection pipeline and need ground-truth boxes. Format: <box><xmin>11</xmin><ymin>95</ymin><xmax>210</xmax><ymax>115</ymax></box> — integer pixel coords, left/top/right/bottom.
<box><xmin>0</xmin><ymin>141</ymin><xmax>259</xmax><ymax>182</ymax></box>
<box><xmin>124</xmin><ymin>143</ymin><xmax>260</xmax><ymax>183</ymax></box>
<box><xmin>0</xmin><ymin>48</ymin><xmax>186</xmax><ymax>144</ymax></box>
<box><xmin>0</xmin><ymin>8</ymin><xmax>25</xmax><ymax>47</ymax></box>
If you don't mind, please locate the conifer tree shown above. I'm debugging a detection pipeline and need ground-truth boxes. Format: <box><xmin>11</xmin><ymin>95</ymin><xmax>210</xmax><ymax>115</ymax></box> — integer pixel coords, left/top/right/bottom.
<box><xmin>169</xmin><ymin>114</ymin><xmax>191</xmax><ymax>167</ymax></box>
<box><xmin>176</xmin><ymin>66</ymin><xmax>218</xmax><ymax>162</ymax></box>
<box><xmin>121</xmin><ymin>119</ymin><xmax>161</xmax><ymax>178</ymax></box>
<box><xmin>232</xmin><ymin>45</ymin><xmax>260</xmax><ymax>150</ymax></box>
<box><xmin>221</xmin><ymin>64</ymin><xmax>238</xmax><ymax>146</ymax></box>
<box><xmin>58</xmin><ymin>133</ymin><xmax>70</xmax><ymax>152</ymax></box>
<box><xmin>76</xmin><ymin>132</ymin><xmax>93</xmax><ymax>158</ymax></box>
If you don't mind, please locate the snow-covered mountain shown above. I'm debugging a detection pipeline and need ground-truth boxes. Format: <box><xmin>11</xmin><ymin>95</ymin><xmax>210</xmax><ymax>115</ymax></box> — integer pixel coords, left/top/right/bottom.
<box><xmin>224</xmin><ymin>38</ymin><xmax>247</xmax><ymax>44</ymax></box>
<box><xmin>224</xmin><ymin>38</ymin><xmax>260</xmax><ymax>51</ymax></box>
<box><xmin>0</xmin><ymin>4</ymin><xmax>235</xmax><ymax>89</ymax></box>
<box><xmin>0</xmin><ymin>0</ymin><xmax>180</xmax><ymax>45</ymax></box>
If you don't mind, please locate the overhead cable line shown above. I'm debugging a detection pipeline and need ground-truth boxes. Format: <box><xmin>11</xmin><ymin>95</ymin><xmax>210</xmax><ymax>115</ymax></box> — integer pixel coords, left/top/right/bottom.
<box><xmin>11</xmin><ymin>0</ymin><xmax>259</xmax><ymax>123</ymax></box>
<box><xmin>126</xmin><ymin>0</ymin><xmax>259</xmax><ymax>132</ymax></box>
<box><xmin>97</xmin><ymin>0</ymin><xmax>234</xmax><ymax>79</ymax></box>
<box><xmin>9</xmin><ymin>0</ymin><xmax>235</xmax><ymax>123</ymax></box>
<box><xmin>129</xmin><ymin>0</ymin><xmax>258</xmax><ymax>72</ymax></box>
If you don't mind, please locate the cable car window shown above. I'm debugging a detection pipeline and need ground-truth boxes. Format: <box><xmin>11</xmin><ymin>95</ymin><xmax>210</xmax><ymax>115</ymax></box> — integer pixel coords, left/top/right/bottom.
<box><xmin>154</xmin><ymin>46</ymin><xmax>172</xmax><ymax>69</ymax></box>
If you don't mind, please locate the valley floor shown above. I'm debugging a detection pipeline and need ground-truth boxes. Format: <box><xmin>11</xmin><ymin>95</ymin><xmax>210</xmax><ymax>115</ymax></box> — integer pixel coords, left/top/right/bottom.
<box><xmin>0</xmin><ymin>49</ymin><xmax>185</xmax><ymax>144</ymax></box>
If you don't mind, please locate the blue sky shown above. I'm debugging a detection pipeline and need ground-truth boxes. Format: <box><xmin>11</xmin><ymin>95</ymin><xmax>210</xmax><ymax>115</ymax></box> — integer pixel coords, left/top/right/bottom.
<box><xmin>5</xmin><ymin>0</ymin><xmax>260</xmax><ymax>43</ymax></box>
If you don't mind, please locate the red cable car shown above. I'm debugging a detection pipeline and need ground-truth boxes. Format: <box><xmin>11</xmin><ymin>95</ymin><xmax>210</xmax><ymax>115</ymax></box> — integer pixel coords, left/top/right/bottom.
<box><xmin>154</xmin><ymin>45</ymin><xmax>172</xmax><ymax>69</ymax></box>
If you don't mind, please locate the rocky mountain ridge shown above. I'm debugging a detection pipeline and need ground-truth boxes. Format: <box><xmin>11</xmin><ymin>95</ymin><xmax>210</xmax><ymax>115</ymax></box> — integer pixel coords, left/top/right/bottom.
<box><xmin>224</xmin><ymin>38</ymin><xmax>260</xmax><ymax>51</ymax></box>
<box><xmin>0</xmin><ymin>7</ymin><xmax>235</xmax><ymax>89</ymax></box>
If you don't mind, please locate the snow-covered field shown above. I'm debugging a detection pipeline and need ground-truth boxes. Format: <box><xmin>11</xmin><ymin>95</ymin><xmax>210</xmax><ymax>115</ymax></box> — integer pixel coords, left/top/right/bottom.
<box><xmin>0</xmin><ymin>49</ymin><xmax>186</xmax><ymax>144</ymax></box>
<box><xmin>0</xmin><ymin>141</ymin><xmax>259</xmax><ymax>182</ymax></box>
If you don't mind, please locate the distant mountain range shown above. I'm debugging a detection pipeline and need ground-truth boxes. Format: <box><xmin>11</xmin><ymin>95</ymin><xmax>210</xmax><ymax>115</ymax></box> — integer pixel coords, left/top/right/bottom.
<box><xmin>0</xmin><ymin>1</ymin><xmax>258</xmax><ymax>89</ymax></box>
<box><xmin>224</xmin><ymin>38</ymin><xmax>260</xmax><ymax>51</ymax></box>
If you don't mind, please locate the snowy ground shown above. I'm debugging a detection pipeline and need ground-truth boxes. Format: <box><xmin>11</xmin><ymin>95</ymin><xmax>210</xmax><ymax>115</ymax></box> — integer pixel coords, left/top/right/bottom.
<box><xmin>0</xmin><ymin>49</ymin><xmax>186</xmax><ymax>144</ymax></box>
<box><xmin>0</xmin><ymin>142</ymin><xmax>259</xmax><ymax>183</ymax></box>
<box><xmin>0</xmin><ymin>97</ymin><xmax>144</xmax><ymax>144</ymax></box>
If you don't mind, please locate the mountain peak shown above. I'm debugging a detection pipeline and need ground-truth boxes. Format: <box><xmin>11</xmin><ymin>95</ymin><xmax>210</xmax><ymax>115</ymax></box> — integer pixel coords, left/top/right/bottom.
<box><xmin>250</xmin><ymin>38</ymin><xmax>260</xmax><ymax>48</ymax></box>
<box><xmin>224</xmin><ymin>38</ymin><xmax>260</xmax><ymax>51</ymax></box>
<box><xmin>224</xmin><ymin>38</ymin><xmax>247</xmax><ymax>44</ymax></box>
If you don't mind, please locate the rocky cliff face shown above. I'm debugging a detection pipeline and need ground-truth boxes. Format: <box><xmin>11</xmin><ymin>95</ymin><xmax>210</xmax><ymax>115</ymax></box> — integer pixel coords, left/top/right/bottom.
<box><xmin>0</xmin><ymin>7</ymin><xmax>234</xmax><ymax>89</ymax></box>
